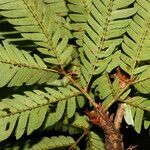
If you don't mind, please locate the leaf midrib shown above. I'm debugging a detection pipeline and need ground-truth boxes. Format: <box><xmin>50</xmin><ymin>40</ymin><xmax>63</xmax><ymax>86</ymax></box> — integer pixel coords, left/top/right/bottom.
<box><xmin>22</xmin><ymin>0</ymin><xmax>62</xmax><ymax>66</ymax></box>
<box><xmin>0</xmin><ymin>91</ymin><xmax>81</xmax><ymax>118</ymax></box>
<box><xmin>86</xmin><ymin>0</ymin><xmax>114</xmax><ymax>88</ymax></box>
<box><xmin>0</xmin><ymin>59</ymin><xmax>59</xmax><ymax>73</ymax></box>
<box><xmin>119</xmin><ymin>98</ymin><xmax>150</xmax><ymax>112</ymax></box>
<box><xmin>131</xmin><ymin>18</ymin><xmax>150</xmax><ymax>76</ymax></box>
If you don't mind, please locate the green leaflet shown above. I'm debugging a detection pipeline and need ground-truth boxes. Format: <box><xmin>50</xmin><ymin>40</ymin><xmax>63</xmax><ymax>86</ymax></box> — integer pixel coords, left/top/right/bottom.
<box><xmin>44</xmin><ymin>97</ymin><xmax>78</xmax><ymax>128</ymax></box>
<box><xmin>44</xmin><ymin>45</ymin><xmax>73</xmax><ymax>65</ymax></box>
<box><xmin>0</xmin><ymin>0</ymin><xmax>72</xmax><ymax>67</ymax></box>
<box><xmin>134</xmin><ymin>68</ymin><xmax>150</xmax><ymax>94</ymax></box>
<box><xmin>106</xmin><ymin>50</ymin><xmax>121</xmax><ymax>73</ymax></box>
<box><xmin>92</xmin><ymin>73</ymin><xmax>121</xmax><ymax>110</ymax></box>
<box><xmin>124</xmin><ymin>96</ymin><xmax>150</xmax><ymax>112</ymax></box>
<box><xmin>76</xmin><ymin>95</ymin><xmax>86</xmax><ymax>108</ymax></box>
<box><xmin>123</xmin><ymin>96</ymin><xmax>150</xmax><ymax>133</ymax></box>
<box><xmin>44</xmin><ymin>0</ymin><xmax>68</xmax><ymax>16</ymax></box>
<box><xmin>55</xmin><ymin>100</ymin><xmax>67</xmax><ymax>121</ymax></box>
<box><xmin>134</xmin><ymin>108</ymin><xmax>144</xmax><ymax>133</ymax></box>
<box><xmin>27</xmin><ymin>106</ymin><xmax>49</xmax><ymax>135</ymax></box>
<box><xmin>1</xmin><ymin>136</ymin><xmax>75</xmax><ymax>150</ymax></box>
<box><xmin>72</xmin><ymin>113</ymin><xmax>90</xmax><ymax>129</ymax></box>
<box><xmin>110</xmin><ymin>8</ymin><xmax>137</xmax><ymax>20</ymax></box>
<box><xmin>0</xmin><ymin>86</ymin><xmax>80</xmax><ymax>142</ymax></box>
<box><xmin>67</xmin><ymin>97</ymin><xmax>76</xmax><ymax>118</ymax></box>
<box><xmin>52</xmin><ymin>113</ymin><xmax>89</xmax><ymax>135</ymax></box>
<box><xmin>54</xmin><ymin>123</ymin><xmax>82</xmax><ymax>135</ymax></box>
<box><xmin>93</xmin><ymin>72</ymin><xmax>133</xmax><ymax>111</ymax></box>
<box><xmin>43</xmin><ymin>86</ymin><xmax>81</xmax><ymax>128</ymax></box>
<box><xmin>120</xmin><ymin>0</ymin><xmax>150</xmax><ymax>78</ymax></box>
<box><xmin>86</xmin><ymin>131</ymin><xmax>105</xmax><ymax>150</ymax></box>
<box><xmin>124</xmin><ymin>104</ymin><xmax>134</xmax><ymax>126</ymax></box>
<box><xmin>93</xmin><ymin>73</ymin><xmax>113</xmax><ymax>99</ymax></box>
<box><xmin>0</xmin><ymin>42</ymin><xmax>59</xmax><ymax>87</ymax></box>
<box><xmin>144</xmin><ymin>119</ymin><xmax>150</xmax><ymax>130</ymax></box>
<box><xmin>68</xmin><ymin>0</ymin><xmax>92</xmax><ymax>46</ymax></box>
<box><xmin>112</xmin><ymin>0</ymin><xmax>135</xmax><ymax>10</ymax></box>
<box><xmin>0</xmin><ymin>114</ymin><xmax>19</xmax><ymax>142</ymax></box>
<box><xmin>15</xmin><ymin>111</ymin><xmax>30</xmax><ymax>139</ymax></box>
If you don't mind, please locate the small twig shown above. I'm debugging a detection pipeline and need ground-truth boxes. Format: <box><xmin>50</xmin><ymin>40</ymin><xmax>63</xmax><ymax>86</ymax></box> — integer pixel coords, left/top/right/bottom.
<box><xmin>126</xmin><ymin>145</ymin><xmax>138</xmax><ymax>150</ymax></box>
<box><xmin>114</xmin><ymin>103</ymin><xmax>126</xmax><ymax>131</ymax></box>
<box><xmin>69</xmin><ymin>130</ymin><xmax>89</xmax><ymax>150</ymax></box>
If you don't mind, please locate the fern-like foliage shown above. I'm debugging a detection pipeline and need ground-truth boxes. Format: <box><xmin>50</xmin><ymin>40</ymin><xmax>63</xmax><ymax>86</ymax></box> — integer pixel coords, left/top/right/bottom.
<box><xmin>120</xmin><ymin>0</ymin><xmax>150</xmax><ymax>93</ymax></box>
<box><xmin>0</xmin><ymin>0</ymin><xmax>149</xmax><ymax>149</ymax></box>
<box><xmin>0</xmin><ymin>41</ymin><xmax>59</xmax><ymax>87</ymax></box>
<box><xmin>70</xmin><ymin>0</ymin><xmax>136</xmax><ymax>88</ymax></box>
<box><xmin>123</xmin><ymin>96</ymin><xmax>150</xmax><ymax>133</ymax></box>
<box><xmin>86</xmin><ymin>131</ymin><xmax>105</xmax><ymax>150</ymax></box>
<box><xmin>0</xmin><ymin>85</ymin><xmax>80</xmax><ymax>141</ymax></box>
<box><xmin>68</xmin><ymin>0</ymin><xmax>150</xmax><ymax>134</ymax></box>
<box><xmin>0</xmin><ymin>0</ymin><xmax>73</xmax><ymax>67</ymax></box>
<box><xmin>68</xmin><ymin>0</ymin><xmax>92</xmax><ymax>46</ymax></box>
<box><xmin>1</xmin><ymin>135</ymin><xmax>75</xmax><ymax>150</ymax></box>
<box><xmin>120</xmin><ymin>0</ymin><xmax>150</xmax><ymax>132</ymax></box>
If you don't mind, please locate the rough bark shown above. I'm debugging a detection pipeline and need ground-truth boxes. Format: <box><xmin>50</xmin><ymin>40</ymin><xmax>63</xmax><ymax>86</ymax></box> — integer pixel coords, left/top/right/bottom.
<box><xmin>114</xmin><ymin>103</ymin><xmax>126</xmax><ymax>131</ymax></box>
<box><xmin>86</xmin><ymin>104</ymin><xmax>124</xmax><ymax>150</ymax></box>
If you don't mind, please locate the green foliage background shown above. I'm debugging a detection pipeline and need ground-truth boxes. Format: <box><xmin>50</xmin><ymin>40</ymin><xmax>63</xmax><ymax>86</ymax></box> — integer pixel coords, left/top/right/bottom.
<box><xmin>0</xmin><ymin>0</ymin><xmax>149</xmax><ymax>149</ymax></box>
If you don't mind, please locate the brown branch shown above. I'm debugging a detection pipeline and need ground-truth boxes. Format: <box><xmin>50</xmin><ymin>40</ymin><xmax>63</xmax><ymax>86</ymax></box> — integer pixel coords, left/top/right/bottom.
<box><xmin>114</xmin><ymin>103</ymin><xmax>126</xmax><ymax>131</ymax></box>
<box><xmin>69</xmin><ymin>130</ymin><xmax>89</xmax><ymax>150</ymax></box>
<box><xmin>86</xmin><ymin>104</ymin><xmax>124</xmax><ymax>150</ymax></box>
<box><xmin>126</xmin><ymin>145</ymin><xmax>138</xmax><ymax>150</ymax></box>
